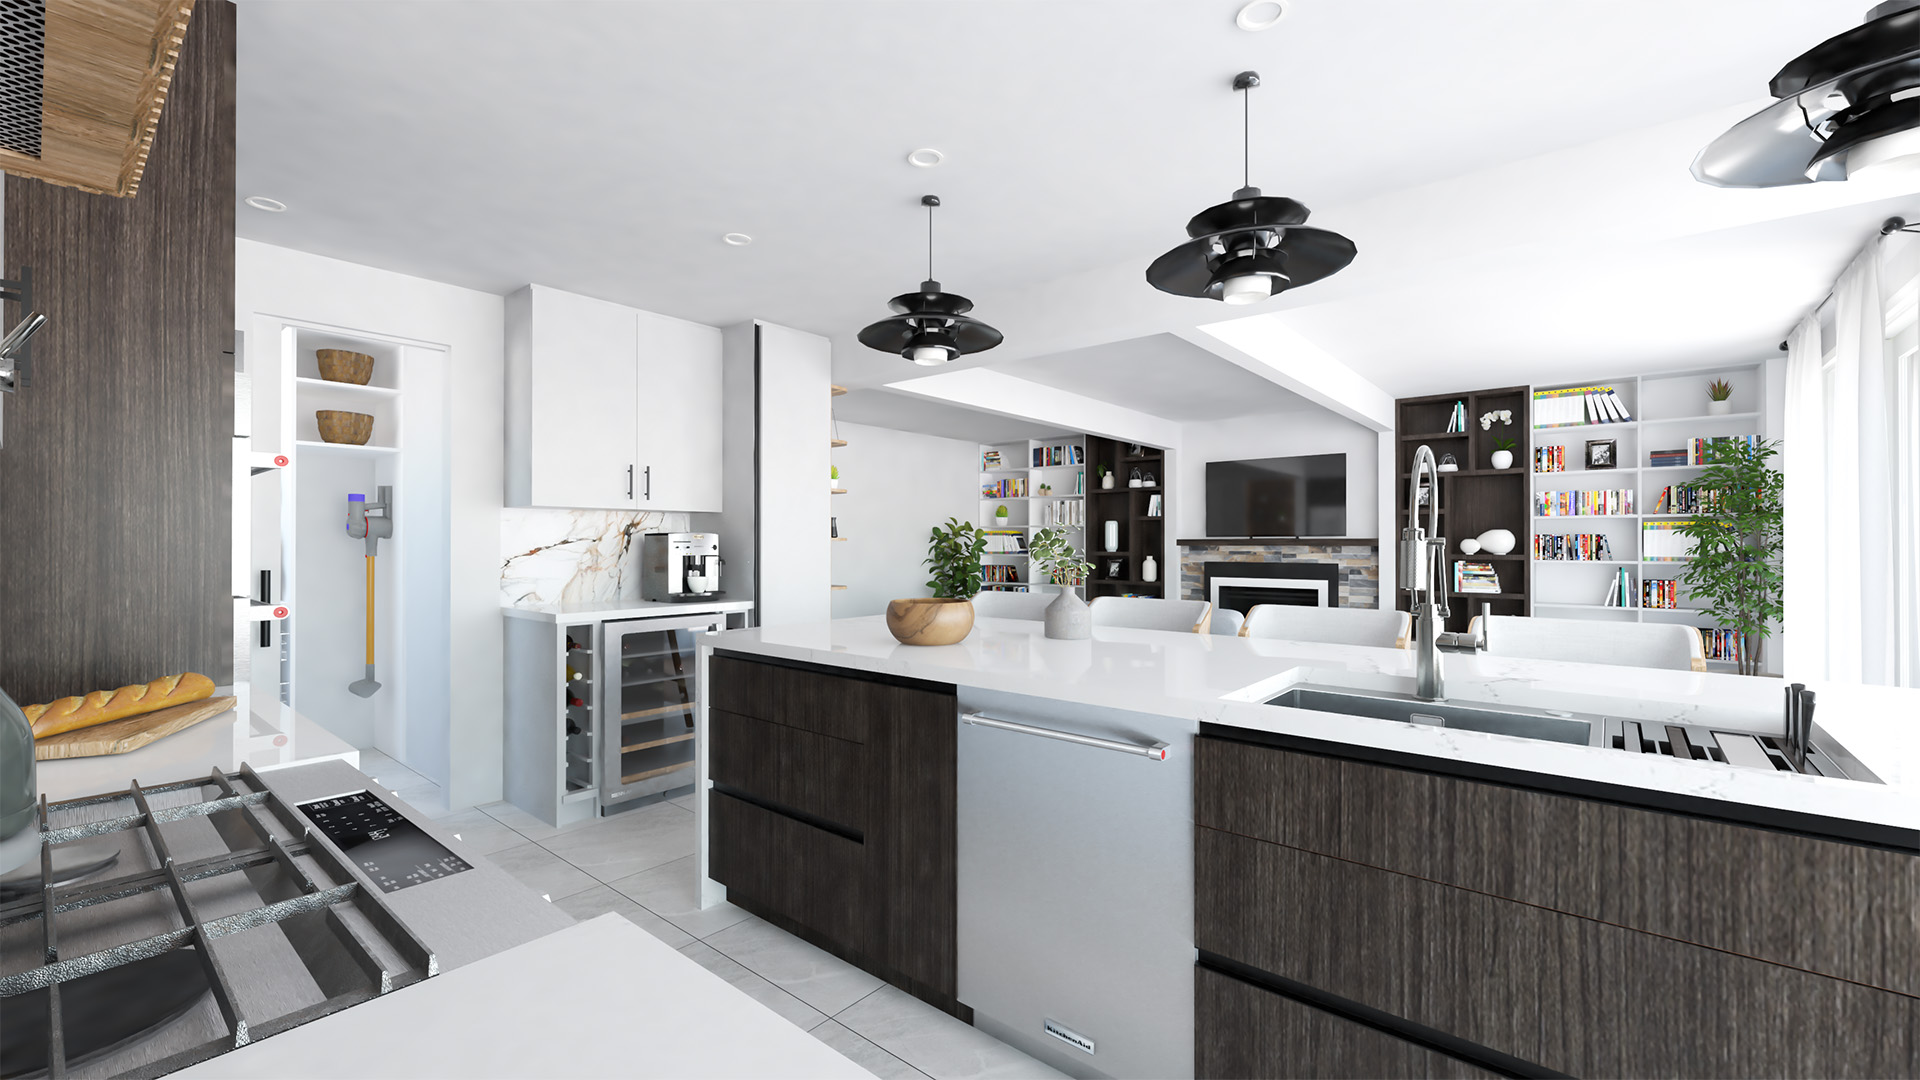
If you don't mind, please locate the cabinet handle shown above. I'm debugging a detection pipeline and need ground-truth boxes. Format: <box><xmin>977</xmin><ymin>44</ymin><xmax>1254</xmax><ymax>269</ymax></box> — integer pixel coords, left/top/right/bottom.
<box><xmin>643</xmin><ymin>465</ymin><xmax>651</xmax><ymax>501</ymax></box>
<box><xmin>961</xmin><ymin>712</ymin><xmax>1169</xmax><ymax>760</ymax></box>
<box><xmin>627</xmin><ymin>464</ymin><xmax>634</xmax><ymax>500</ymax></box>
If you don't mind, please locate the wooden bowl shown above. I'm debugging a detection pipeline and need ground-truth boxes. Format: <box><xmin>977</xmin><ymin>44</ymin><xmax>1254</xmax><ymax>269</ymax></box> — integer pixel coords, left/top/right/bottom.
<box><xmin>315</xmin><ymin>349</ymin><xmax>374</xmax><ymax>385</ymax></box>
<box><xmin>316</xmin><ymin>410</ymin><xmax>373</xmax><ymax>445</ymax></box>
<box><xmin>885</xmin><ymin>598</ymin><xmax>975</xmax><ymax>646</ymax></box>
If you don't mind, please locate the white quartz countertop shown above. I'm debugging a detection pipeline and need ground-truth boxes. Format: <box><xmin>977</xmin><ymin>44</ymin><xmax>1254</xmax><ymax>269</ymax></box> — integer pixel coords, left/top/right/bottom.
<box><xmin>504</xmin><ymin>598</ymin><xmax>755</xmax><ymax>624</ymax></box>
<box><xmin>702</xmin><ymin>616</ymin><xmax>1920</xmax><ymax>835</ymax></box>
<box><xmin>178</xmin><ymin>914</ymin><xmax>872</xmax><ymax>1079</ymax></box>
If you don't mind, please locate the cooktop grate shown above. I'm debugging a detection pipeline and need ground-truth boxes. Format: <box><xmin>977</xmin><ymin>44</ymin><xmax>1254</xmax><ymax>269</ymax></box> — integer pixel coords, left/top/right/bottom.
<box><xmin>0</xmin><ymin>0</ymin><xmax>43</xmax><ymax>157</ymax></box>
<box><xmin>0</xmin><ymin>765</ymin><xmax>438</xmax><ymax>1078</ymax></box>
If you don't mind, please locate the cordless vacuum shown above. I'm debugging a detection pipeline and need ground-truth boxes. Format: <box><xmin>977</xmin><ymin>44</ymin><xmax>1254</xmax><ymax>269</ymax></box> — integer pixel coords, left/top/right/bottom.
<box><xmin>346</xmin><ymin>487</ymin><xmax>393</xmax><ymax>697</ymax></box>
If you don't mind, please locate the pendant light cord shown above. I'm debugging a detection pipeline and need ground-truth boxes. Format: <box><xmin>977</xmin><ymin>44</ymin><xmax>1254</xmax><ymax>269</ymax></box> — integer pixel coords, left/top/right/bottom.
<box><xmin>927</xmin><ymin>200</ymin><xmax>934</xmax><ymax>281</ymax></box>
<box><xmin>1243</xmin><ymin>81</ymin><xmax>1250</xmax><ymax>189</ymax></box>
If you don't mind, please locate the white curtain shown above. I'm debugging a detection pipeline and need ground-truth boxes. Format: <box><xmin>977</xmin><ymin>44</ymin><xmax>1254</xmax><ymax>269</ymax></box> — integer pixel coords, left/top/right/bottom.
<box><xmin>1782</xmin><ymin>314</ymin><xmax>1826</xmax><ymax>677</ymax></box>
<box><xmin>1784</xmin><ymin>235</ymin><xmax>1920</xmax><ymax>687</ymax></box>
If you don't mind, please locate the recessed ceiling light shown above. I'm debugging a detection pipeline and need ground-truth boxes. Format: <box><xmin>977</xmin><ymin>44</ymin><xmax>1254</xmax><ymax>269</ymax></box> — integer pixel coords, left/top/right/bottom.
<box><xmin>722</xmin><ymin>232</ymin><xmax>752</xmax><ymax>246</ymax></box>
<box><xmin>1235</xmin><ymin>0</ymin><xmax>1287</xmax><ymax>31</ymax></box>
<box><xmin>906</xmin><ymin>148</ymin><xmax>944</xmax><ymax>168</ymax></box>
<box><xmin>244</xmin><ymin>195</ymin><xmax>287</xmax><ymax>212</ymax></box>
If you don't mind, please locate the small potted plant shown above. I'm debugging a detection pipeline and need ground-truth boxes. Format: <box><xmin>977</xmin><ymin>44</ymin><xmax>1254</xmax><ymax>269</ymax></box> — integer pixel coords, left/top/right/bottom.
<box><xmin>1706</xmin><ymin>378</ymin><xmax>1733</xmax><ymax>416</ymax></box>
<box><xmin>995</xmin><ymin>504</ymin><xmax>1010</xmax><ymax>523</ymax></box>
<box><xmin>830</xmin><ymin>465</ymin><xmax>842</xmax><ymax>490</ymax></box>
<box><xmin>1479</xmin><ymin>409</ymin><xmax>1516</xmax><ymax>469</ymax></box>
<box><xmin>1029</xmin><ymin>526</ymin><xmax>1094</xmax><ymax>639</ymax></box>
<box><xmin>888</xmin><ymin>518</ymin><xmax>984</xmax><ymax>646</ymax></box>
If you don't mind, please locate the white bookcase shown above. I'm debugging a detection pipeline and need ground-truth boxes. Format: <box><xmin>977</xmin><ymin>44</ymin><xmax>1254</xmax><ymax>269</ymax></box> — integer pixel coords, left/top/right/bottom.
<box><xmin>1528</xmin><ymin>360</ymin><xmax>1768</xmax><ymax>671</ymax></box>
<box><xmin>977</xmin><ymin>436</ymin><xmax>1088</xmax><ymax>595</ymax></box>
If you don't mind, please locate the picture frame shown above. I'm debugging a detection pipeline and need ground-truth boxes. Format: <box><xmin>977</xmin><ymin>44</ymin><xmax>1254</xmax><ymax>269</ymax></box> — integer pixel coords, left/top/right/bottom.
<box><xmin>1585</xmin><ymin>439</ymin><xmax>1617</xmax><ymax>470</ymax></box>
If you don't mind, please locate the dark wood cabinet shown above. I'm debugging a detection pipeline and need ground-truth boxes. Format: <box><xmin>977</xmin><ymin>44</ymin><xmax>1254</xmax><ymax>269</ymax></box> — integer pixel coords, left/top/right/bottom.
<box><xmin>706</xmin><ymin>654</ymin><xmax>963</xmax><ymax>1017</ymax></box>
<box><xmin>1194</xmin><ymin>733</ymin><xmax>1920</xmax><ymax>1078</ymax></box>
<box><xmin>1196</xmin><ymin>967</ymin><xmax>1497</xmax><ymax>1080</ymax></box>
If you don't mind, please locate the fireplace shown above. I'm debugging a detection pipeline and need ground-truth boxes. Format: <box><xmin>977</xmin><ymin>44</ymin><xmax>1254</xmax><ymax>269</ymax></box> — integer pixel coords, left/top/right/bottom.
<box><xmin>1201</xmin><ymin>561</ymin><xmax>1343</xmax><ymax>619</ymax></box>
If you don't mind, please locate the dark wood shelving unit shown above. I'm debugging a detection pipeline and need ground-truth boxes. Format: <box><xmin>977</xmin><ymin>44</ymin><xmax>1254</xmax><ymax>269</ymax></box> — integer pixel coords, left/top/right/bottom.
<box><xmin>1395</xmin><ymin>385</ymin><xmax>1531</xmax><ymax>633</ymax></box>
<box><xmin>1084</xmin><ymin>436</ymin><xmax>1167</xmax><ymax>599</ymax></box>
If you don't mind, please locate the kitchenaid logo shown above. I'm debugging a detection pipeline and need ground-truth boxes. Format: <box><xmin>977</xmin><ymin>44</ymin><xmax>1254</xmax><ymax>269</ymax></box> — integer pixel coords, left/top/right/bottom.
<box><xmin>1043</xmin><ymin>1019</ymin><xmax>1095</xmax><ymax>1055</ymax></box>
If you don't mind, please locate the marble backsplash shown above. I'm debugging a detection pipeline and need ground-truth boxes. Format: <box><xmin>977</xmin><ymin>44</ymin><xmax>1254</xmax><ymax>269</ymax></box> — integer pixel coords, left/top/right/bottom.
<box><xmin>501</xmin><ymin>508</ymin><xmax>692</xmax><ymax>609</ymax></box>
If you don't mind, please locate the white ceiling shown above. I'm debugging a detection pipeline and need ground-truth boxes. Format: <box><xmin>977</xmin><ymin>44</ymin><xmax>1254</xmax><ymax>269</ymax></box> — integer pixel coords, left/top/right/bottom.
<box><xmin>833</xmin><ymin>388</ymin><xmax>1068</xmax><ymax>445</ymax></box>
<box><xmin>233</xmin><ymin>0</ymin><xmax>1910</xmax><ymax>416</ymax></box>
<box><xmin>1009</xmin><ymin>333</ymin><xmax>1306</xmax><ymax>421</ymax></box>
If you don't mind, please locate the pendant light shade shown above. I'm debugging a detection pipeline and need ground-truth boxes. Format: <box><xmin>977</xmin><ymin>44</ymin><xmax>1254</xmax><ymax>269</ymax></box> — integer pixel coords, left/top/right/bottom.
<box><xmin>1694</xmin><ymin>2</ymin><xmax>1920</xmax><ymax>186</ymax></box>
<box><xmin>1146</xmin><ymin>71</ymin><xmax>1355</xmax><ymax>303</ymax></box>
<box><xmin>860</xmin><ymin>196</ymin><xmax>1003</xmax><ymax>365</ymax></box>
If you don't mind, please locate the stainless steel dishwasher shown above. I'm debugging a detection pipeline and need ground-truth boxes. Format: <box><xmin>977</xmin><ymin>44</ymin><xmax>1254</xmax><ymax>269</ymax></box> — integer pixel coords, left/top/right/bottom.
<box><xmin>956</xmin><ymin>687</ymin><xmax>1194</xmax><ymax>1080</ymax></box>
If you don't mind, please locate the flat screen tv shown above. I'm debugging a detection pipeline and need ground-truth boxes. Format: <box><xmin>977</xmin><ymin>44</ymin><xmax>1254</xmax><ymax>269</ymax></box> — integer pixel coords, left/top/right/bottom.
<box><xmin>1206</xmin><ymin>453</ymin><xmax>1347</xmax><ymax>537</ymax></box>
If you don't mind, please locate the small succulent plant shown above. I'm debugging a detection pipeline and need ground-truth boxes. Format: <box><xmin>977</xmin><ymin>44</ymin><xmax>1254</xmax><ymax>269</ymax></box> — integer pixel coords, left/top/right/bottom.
<box><xmin>1707</xmin><ymin>378</ymin><xmax>1733</xmax><ymax>402</ymax></box>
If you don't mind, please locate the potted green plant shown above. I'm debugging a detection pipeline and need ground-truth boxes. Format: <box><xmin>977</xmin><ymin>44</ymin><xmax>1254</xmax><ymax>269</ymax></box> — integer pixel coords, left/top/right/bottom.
<box><xmin>1480</xmin><ymin>409</ymin><xmax>1516</xmax><ymax>469</ymax></box>
<box><xmin>1677</xmin><ymin>439</ymin><xmax>1782</xmax><ymax>676</ymax></box>
<box><xmin>1706</xmin><ymin>378</ymin><xmax>1734</xmax><ymax>416</ymax></box>
<box><xmin>888</xmin><ymin>518</ymin><xmax>984</xmax><ymax>645</ymax></box>
<box><xmin>994</xmin><ymin>504</ymin><xmax>1009</xmax><ymax>523</ymax></box>
<box><xmin>1030</xmin><ymin>526</ymin><xmax>1094</xmax><ymax>639</ymax></box>
<box><xmin>830</xmin><ymin>464</ymin><xmax>842</xmax><ymax>490</ymax></box>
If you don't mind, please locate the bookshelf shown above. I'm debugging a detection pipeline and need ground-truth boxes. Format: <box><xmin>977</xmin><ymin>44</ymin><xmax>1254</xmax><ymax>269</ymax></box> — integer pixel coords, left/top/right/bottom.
<box><xmin>977</xmin><ymin>436</ymin><xmax>1090</xmax><ymax>596</ymax></box>
<box><xmin>830</xmin><ymin>385</ymin><xmax>846</xmax><ymax>592</ymax></box>
<box><xmin>1393</xmin><ymin>385</ymin><xmax>1532</xmax><ymax>634</ymax></box>
<box><xmin>1527</xmin><ymin>361</ymin><xmax>1767</xmax><ymax>670</ymax></box>
<box><xmin>1084</xmin><ymin>435</ymin><xmax>1168</xmax><ymax>600</ymax></box>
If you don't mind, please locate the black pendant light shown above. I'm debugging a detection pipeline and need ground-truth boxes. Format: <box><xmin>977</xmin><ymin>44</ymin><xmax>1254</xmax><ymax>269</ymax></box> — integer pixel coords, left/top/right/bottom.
<box><xmin>1694</xmin><ymin>1</ymin><xmax>1920</xmax><ymax>187</ymax></box>
<box><xmin>859</xmin><ymin>195</ymin><xmax>1003</xmax><ymax>366</ymax></box>
<box><xmin>1146</xmin><ymin>71</ymin><xmax>1355</xmax><ymax>305</ymax></box>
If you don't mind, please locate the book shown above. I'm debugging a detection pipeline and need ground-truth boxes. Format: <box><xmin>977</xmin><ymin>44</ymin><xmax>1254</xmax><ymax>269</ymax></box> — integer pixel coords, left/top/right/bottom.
<box><xmin>1533</xmin><ymin>532</ymin><xmax>1617</xmax><ymax>561</ymax></box>
<box><xmin>1534</xmin><ymin>489</ymin><xmax>1634</xmax><ymax>516</ymax></box>
<box><xmin>1642</xmin><ymin>520</ymin><xmax>1697</xmax><ymax>561</ymax></box>
<box><xmin>1452</xmin><ymin>560</ymin><xmax>1503</xmax><ymax>594</ymax></box>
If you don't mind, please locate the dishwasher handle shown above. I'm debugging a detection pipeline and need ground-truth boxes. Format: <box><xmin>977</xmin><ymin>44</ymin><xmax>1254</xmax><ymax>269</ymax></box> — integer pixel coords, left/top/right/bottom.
<box><xmin>961</xmin><ymin>712</ymin><xmax>1169</xmax><ymax>761</ymax></box>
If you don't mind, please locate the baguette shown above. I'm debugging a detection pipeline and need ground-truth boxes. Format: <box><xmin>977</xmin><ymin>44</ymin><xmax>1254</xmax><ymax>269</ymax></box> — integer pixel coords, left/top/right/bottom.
<box><xmin>25</xmin><ymin>673</ymin><xmax>216</xmax><ymax>739</ymax></box>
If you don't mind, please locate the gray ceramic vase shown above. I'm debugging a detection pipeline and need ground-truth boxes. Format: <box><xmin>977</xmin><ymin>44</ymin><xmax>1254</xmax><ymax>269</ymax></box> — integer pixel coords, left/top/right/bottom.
<box><xmin>1044</xmin><ymin>586</ymin><xmax>1091</xmax><ymax>640</ymax></box>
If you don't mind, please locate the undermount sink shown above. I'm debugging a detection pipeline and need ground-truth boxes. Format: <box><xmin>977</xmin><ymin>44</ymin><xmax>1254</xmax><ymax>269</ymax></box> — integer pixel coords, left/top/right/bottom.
<box><xmin>1265</xmin><ymin>686</ymin><xmax>1597</xmax><ymax>746</ymax></box>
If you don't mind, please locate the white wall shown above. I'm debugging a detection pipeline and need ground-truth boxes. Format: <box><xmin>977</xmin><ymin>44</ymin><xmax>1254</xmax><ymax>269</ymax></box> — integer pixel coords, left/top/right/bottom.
<box><xmin>1174</xmin><ymin>406</ymin><xmax>1381</xmax><ymax>541</ymax></box>
<box><xmin>236</xmin><ymin>239</ymin><xmax>505</xmax><ymax>809</ymax></box>
<box><xmin>756</xmin><ymin>322</ymin><xmax>832</xmax><ymax>625</ymax></box>
<box><xmin>829</xmin><ymin>422</ymin><xmax>981</xmax><ymax>617</ymax></box>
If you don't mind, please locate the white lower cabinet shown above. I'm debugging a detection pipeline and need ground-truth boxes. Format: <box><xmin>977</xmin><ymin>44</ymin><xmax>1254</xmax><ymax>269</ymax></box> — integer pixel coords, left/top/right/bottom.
<box><xmin>507</xmin><ymin>284</ymin><xmax>723</xmax><ymax>512</ymax></box>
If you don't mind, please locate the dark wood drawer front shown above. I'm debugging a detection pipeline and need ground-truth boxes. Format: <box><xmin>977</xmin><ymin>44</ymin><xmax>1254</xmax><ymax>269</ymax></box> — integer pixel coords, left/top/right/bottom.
<box><xmin>710</xmin><ymin>791</ymin><xmax>868</xmax><ymax>954</ymax></box>
<box><xmin>1195</xmin><ymin>735</ymin><xmax>1920</xmax><ymax>994</ymax></box>
<box><xmin>1198</xmin><ymin>826</ymin><xmax>1920</xmax><ymax>1078</ymax></box>
<box><xmin>1196</xmin><ymin>966</ymin><xmax>1498</xmax><ymax>1080</ymax></box>
<box><xmin>709</xmin><ymin>655</ymin><xmax>870</xmax><ymax>742</ymax></box>
<box><xmin>710</xmin><ymin>708</ymin><xmax>867</xmax><ymax>835</ymax></box>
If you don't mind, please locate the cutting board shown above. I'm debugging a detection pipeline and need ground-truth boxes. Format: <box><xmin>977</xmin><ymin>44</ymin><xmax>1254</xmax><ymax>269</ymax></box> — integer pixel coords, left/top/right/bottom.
<box><xmin>34</xmin><ymin>696</ymin><xmax>238</xmax><ymax>760</ymax></box>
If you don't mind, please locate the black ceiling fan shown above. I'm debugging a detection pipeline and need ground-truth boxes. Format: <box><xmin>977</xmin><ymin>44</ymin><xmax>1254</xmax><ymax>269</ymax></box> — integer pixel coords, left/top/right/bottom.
<box><xmin>1146</xmin><ymin>71</ymin><xmax>1355</xmax><ymax>305</ymax></box>
<box><xmin>859</xmin><ymin>195</ymin><xmax>1003</xmax><ymax>366</ymax></box>
<box><xmin>1694</xmin><ymin>1</ymin><xmax>1920</xmax><ymax>186</ymax></box>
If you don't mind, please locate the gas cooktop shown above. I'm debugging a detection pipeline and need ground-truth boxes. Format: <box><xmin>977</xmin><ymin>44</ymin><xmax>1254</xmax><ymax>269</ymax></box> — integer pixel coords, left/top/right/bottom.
<box><xmin>0</xmin><ymin>767</ymin><xmax>441</xmax><ymax>1078</ymax></box>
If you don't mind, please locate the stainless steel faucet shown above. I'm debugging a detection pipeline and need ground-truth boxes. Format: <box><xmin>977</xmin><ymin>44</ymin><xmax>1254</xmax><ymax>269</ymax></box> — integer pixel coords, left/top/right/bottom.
<box><xmin>1401</xmin><ymin>446</ymin><xmax>1451</xmax><ymax>701</ymax></box>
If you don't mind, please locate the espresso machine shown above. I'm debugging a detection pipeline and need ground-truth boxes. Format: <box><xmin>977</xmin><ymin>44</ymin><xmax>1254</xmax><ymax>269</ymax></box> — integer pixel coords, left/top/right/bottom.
<box><xmin>641</xmin><ymin>532</ymin><xmax>723</xmax><ymax>601</ymax></box>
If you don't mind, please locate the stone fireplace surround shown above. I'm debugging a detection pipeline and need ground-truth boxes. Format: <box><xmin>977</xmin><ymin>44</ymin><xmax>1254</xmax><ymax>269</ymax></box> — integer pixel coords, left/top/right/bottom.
<box><xmin>1177</xmin><ymin>540</ymin><xmax>1382</xmax><ymax>612</ymax></box>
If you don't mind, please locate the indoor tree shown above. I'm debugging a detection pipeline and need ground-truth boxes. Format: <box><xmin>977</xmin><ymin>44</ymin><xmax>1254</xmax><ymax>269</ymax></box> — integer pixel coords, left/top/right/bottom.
<box><xmin>924</xmin><ymin>518</ymin><xmax>987</xmax><ymax>600</ymax></box>
<box><xmin>1677</xmin><ymin>439</ymin><xmax>1783</xmax><ymax>676</ymax></box>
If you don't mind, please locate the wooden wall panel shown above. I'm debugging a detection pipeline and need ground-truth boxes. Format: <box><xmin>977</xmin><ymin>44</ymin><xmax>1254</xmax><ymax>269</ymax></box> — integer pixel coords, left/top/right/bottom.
<box><xmin>0</xmin><ymin>2</ymin><xmax>234</xmax><ymax>705</ymax></box>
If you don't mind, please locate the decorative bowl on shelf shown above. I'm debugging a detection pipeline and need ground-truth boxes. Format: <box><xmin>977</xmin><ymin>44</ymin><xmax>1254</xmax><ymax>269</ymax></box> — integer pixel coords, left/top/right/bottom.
<box><xmin>885</xmin><ymin>597</ymin><xmax>974</xmax><ymax>646</ymax></box>
<box><xmin>315</xmin><ymin>349</ymin><xmax>374</xmax><ymax>385</ymax></box>
<box><xmin>315</xmin><ymin>410</ymin><xmax>373</xmax><ymax>445</ymax></box>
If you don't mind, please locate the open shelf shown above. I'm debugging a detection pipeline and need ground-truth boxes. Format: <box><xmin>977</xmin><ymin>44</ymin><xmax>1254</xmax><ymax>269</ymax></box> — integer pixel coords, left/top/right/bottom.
<box><xmin>294</xmin><ymin>375</ymin><xmax>400</xmax><ymax>399</ymax></box>
<box><xmin>830</xmin><ymin>384</ymin><xmax>848</xmax><ymax>397</ymax></box>
<box><xmin>294</xmin><ymin>439</ymin><xmax>399</xmax><ymax>456</ymax></box>
<box><xmin>831</xmin><ymin>438</ymin><xmax>848</xmax><ymax>448</ymax></box>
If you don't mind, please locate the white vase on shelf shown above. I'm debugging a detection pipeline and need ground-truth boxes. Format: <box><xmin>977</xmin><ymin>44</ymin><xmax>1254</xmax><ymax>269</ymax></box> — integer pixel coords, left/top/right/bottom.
<box><xmin>1104</xmin><ymin>520</ymin><xmax>1120</xmax><ymax>553</ymax></box>
<box><xmin>1476</xmin><ymin>528</ymin><xmax>1517</xmax><ymax>556</ymax></box>
<box><xmin>1491</xmin><ymin>450</ymin><xmax>1513</xmax><ymax>470</ymax></box>
<box><xmin>1142</xmin><ymin>556</ymin><xmax>1158</xmax><ymax>583</ymax></box>
<box><xmin>1101</xmin><ymin>472</ymin><xmax>1115</xmax><ymax>490</ymax></box>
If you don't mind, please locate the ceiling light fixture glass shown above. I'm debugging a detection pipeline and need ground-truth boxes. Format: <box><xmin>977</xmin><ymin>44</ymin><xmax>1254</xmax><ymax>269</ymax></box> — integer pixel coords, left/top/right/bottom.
<box><xmin>1145</xmin><ymin>71</ymin><xmax>1356</xmax><ymax>305</ymax></box>
<box><xmin>723</xmin><ymin>232</ymin><xmax>753</xmax><ymax>246</ymax></box>
<box><xmin>907</xmin><ymin>148</ymin><xmax>945</xmax><ymax>168</ymax></box>
<box><xmin>1693</xmin><ymin>1</ymin><xmax>1920</xmax><ymax>186</ymax></box>
<box><xmin>1235</xmin><ymin>0</ymin><xmax>1287</xmax><ymax>31</ymax></box>
<box><xmin>244</xmin><ymin>196</ymin><xmax>287</xmax><ymax>212</ymax></box>
<box><xmin>858</xmin><ymin>195</ymin><xmax>1003</xmax><ymax>367</ymax></box>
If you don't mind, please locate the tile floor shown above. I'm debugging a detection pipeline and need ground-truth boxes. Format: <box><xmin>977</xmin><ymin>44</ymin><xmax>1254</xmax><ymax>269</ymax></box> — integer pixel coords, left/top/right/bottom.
<box><xmin>364</xmin><ymin>755</ymin><xmax>1066</xmax><ymax>1080</ymax></box>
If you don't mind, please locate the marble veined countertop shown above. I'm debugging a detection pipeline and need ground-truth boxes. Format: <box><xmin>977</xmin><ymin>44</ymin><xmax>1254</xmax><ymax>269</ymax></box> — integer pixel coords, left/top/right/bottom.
<box><xmin>503</xmin><ymin>598</ymin><xmax>755</xmax><ymax>624</ymax></box>
<box><xmin>702</xmin><ymin>616</ymin><xmax>1919</xmax><ymax>835</ymax></box>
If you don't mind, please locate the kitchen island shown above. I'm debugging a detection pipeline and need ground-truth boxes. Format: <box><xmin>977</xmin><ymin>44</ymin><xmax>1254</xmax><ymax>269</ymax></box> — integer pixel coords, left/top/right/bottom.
<box><xmin>693</xmin><ymin>614</ymin><xmax>1919</xmax><ymax>1079</ymax></box>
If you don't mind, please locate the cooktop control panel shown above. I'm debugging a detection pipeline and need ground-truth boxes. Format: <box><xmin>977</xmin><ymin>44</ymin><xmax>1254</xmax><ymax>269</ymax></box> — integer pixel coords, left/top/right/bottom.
<box><xmin>296</xmin><ymin>790</ymin><xmax>472</xmax><ymax>893</ymax></box>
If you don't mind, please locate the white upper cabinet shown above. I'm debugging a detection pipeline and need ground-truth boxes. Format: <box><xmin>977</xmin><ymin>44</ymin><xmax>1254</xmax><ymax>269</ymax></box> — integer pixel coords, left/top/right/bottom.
<box><xmin>507</xmin><ymin>285</ymin><xmax>723</xmax><ymax>512</ymax></box>
<box><xmin>635</xmin><ymin>309</ymin><xmax>723</xmax><ymax>513</ymax></box>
